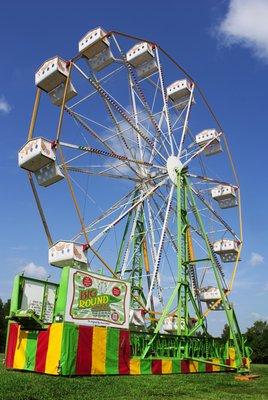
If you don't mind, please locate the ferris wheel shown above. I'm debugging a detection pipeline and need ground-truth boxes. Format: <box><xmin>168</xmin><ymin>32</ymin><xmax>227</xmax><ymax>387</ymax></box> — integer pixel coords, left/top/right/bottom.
<box><xmin>18</xmin><ymin>27</ymin><xmax>245</xmax><ymax>360</ymax></box>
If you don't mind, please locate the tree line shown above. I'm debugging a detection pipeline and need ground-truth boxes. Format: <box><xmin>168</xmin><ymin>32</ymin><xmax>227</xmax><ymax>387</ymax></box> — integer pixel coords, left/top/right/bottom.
<box><xmin>0</xmin><ymin>298</ymin><xmax>267</xmax><ymax>363</ymax></box>
<box><xmin>0</xmin><ymin>298</ymin><xmax>10</xmax><ymax>352</ymax></box>
<box><xmin>221</xmin><ymin>321</ymin><xmax>268</xmax><ymax>364</ymax></box>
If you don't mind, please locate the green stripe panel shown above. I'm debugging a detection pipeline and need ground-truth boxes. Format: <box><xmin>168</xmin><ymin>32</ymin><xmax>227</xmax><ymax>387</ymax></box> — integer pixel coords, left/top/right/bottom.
<box><xmin>54</xmin><ymin>267</ymin><xmax>70</xmax><ymax>317</ymax></box>
<box><xmin>140</xmin><ymin>359</ymin><xmax>152</xmax><ymax>375</ymax></box>
<box><xmin>10</xmin><ymin>275</ymin><xmax>21</xmax><ymax>314</ymax></box>
<box><xmin>25</xmin><ymin>331</ymin><xmax>38</xmax><ymax>371</ymax></box>
<box><xmin>60</xmin><ymin>323</ymin><xmax>79</xmax><ymax>376</ymax></box>
<box><xmin>172</xmin><ymin>359</ymin><xmax>181</xmax><ymax>373</ymax></box>
<box><xmin>198</xmin><ymin>361</ymin><xmax>206</xmax><ymax>373</ymax></box>
<box><xmin>106</xmin><ymin>327</ymin><xmax>119</xmax><ymax>375</ymax></box>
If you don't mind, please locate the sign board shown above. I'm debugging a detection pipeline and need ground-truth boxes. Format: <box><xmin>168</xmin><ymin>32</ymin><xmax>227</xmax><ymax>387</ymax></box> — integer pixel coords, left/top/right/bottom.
<box><xmin>20</xmin><ymin>278</ymin><xmax>57</xmax><ymax>324</ymax></box>
<box><xmin>65</xmin><ymin>269</ymin><xmax>131</xmax><ymax>329</ymax></box>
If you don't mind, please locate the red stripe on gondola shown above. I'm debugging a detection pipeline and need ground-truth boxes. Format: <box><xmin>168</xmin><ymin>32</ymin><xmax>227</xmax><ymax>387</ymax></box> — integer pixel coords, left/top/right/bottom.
<box><xmin>118</xmin><ymin>330</ymin><xmax>130</xmax><ymax>375</ymax></box>
<box><xmin>5</xmin><ymin>323</ymin><xmax>19</xmax><ymax>368</ymax></box>
<box><xmin>152</xmin><ymin>359</ymin><xmax>162</xmax><ymax>374</ymax></box>
<box><xmin>35</xmin><ymin>327</ymin><xmax>50</xmax><ymax>373</ymax></box>
<box><xmin>75</xmin><ymin>326</ymin><xmax>93</xmax><ymax>375</ymax></box>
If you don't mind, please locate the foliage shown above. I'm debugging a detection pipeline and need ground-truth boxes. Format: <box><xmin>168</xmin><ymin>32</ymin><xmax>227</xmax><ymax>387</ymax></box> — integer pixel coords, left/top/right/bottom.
<box><xmin>219</xmin><ymin>320</ymin><xmax>268</xmax><ymax>364</ymax></box>
<box><xmin>244</xmin><ymin>320</ymin><xmax>268</xmax><ymax>364</ymax></box>
<box><xmin>221</xmin><ymin>323</ymin><xmax>230</xmax><ymax>341</ymax></box>
<box><xmin>0</xmin><ymin>299</ymin><xmax>10</xmax><ymax>352</ymax></box>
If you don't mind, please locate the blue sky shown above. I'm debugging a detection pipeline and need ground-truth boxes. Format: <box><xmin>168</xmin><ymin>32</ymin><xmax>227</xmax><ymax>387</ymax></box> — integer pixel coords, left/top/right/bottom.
<box><xmin>0</xmin><ymin>0</ymin><xmax>267</xmax><ymax>334</ymax></box>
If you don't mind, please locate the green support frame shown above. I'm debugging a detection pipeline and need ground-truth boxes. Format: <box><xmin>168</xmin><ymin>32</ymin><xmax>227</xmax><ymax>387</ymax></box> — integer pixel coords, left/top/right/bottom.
<box><xmin>140</xmin><ymin>168</ymin><xmax>248</xmax><ymax>372</ymax></box>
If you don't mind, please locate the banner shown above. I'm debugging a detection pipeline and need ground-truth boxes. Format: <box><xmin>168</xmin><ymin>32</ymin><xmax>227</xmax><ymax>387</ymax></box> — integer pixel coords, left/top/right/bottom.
<box><xmin>65</xmin><ymin>269</ymin><xmax>131</xmax><ymax>329</ymax></box>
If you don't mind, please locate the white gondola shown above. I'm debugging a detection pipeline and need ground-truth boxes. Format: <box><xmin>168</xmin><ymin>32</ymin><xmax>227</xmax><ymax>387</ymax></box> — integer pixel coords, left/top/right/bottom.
<box><xmin>49</xmin><ymin>82</ymin><xmax>77</xmax><ymax>106</ymax></box>
<box><xmin>129</xmin><ymin>308</ymin><xmax>146</xmax><ymax>329</ymax></box>
<box><xmin>137</xmin><ymin>59</ymin><xmax>158</xmax><ymax>78</ymax></box>
<box><xmin>18</xmin><ymin>138</ymin><xmax>55</xmax><ymax>172</ymax></box>
<box><xmin>126</xmin><ymin>42</ymin><xmax>155</xmax><ymax>67</ymax></box>
<box><xmin>167</xmin><ymin>79</ymin><xmax>193</xmax><ymax>109</ymax></box>
<box><xmin>199</xmin><ymin>287</ymin><xmax>224</xmax><ymax>311</ymax></box>
<box><xmin>195</xmin><ymin>129</ymin><xmax>222</xmax><ymax>156</ymax></box>
<box><xmin>49</xmin><ymin>241</ymin><xmax>88</xmax><ymax>268</ymax></box>
<box><xmin>79</xmin><ymin>27</ymin><xmax>113</xmax><ymax>72</ymax></box>
<box><xmin>87</xmin><ymin>47</ymin><xmax>114</xmax><ymax>72</ymax></box>
<box><xmin>35</xmin><ymin>57</ymin><xmax>69</xmax><ymax>93</ymax></box>
<box><xmin>34</xmin><ymin>162</ymin><xmax>64</xmax><ymax>187</ymax></box>
<box><xmin>162</xmin><ymin>316</ymin><xmax>185</xmax><ymax>334</ymax></box>
<box><xmin>167</xmin><ymin>79</ymin><xmax>191</xmax><ymax>101</ymax></box>
<box><xmin>211</xmin><ymin>185</ymin><xmax>237</xmax><ymax>209</ymax></box>
<box><xmin>126</xmin><ymin>42</ymin><xmax>158</xmax><ymax>78</ymax></box>
<box><xmin>199</xmin><ymin>286</ymin><xmax>221</xmax><ymax>302</ymax></box>
<box><xmin>79</xmin><ymin>27</ymin><xmax>109</xmax><ymax>58</ymax></box>
<box><xmin>213</xmin><ymin>239</ymin><xmax>239</xmax><ymax>263</ymax></box>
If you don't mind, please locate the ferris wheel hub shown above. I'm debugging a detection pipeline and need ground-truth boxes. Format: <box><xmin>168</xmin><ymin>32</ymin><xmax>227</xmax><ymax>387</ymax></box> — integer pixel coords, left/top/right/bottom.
<box><xmin>166</xmin><ymin>155</ymin><xmax>182</xmax><ymax>184</ymax></box>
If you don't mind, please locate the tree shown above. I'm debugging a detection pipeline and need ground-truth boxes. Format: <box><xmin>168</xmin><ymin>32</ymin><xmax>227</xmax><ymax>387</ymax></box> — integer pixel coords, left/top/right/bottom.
<box><xmin>244</xmin><ymin>320</ymin><xmax>268</xmax><ymax>364</ymax></box>
<box><xmin>0</xmin><ymin>298</ymin><xmax>10</xmax><ymax>353</ymax></box>
<box><xmin>0</xmin><ymin>299</ymin><xmax>6</xmax><ymax>352</ymax></box>
<box><xmin>221</xmin><ymin>323</ymin><xmax>230</xmax><ymax>341</ymax></box>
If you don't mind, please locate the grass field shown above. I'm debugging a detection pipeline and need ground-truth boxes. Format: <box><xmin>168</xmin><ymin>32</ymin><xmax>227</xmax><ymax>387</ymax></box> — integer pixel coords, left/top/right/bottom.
<box><xmin>0</xmin><ymin>355</ymin><xmax>267</xmax><ymax>400</ymax></box>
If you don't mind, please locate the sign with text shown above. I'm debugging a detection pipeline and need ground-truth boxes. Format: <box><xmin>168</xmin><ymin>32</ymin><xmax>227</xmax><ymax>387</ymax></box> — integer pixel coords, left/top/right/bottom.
<box><xmin>21</xmin><ymin>278</ymin><xmax>57</xmax><ymax>324</ymax></box>
<box><xmin>65</xmin><ymin>269</ymin><xmax>131</xmax><ymax>329</ymax></box>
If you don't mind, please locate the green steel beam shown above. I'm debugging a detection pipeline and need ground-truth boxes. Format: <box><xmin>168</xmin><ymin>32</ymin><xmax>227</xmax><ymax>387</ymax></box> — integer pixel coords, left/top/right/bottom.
<box><xmin>141</xmin><ymin>169</ymin><xmax>208</xmax><ymax>358</ymax></box>
<box><xmin>186</xmin><ymin>176</ymin><xmax>246</xmax><ymax>371</ymax></box>
<box><xmin>184</xmin><ymin>258</ymin><xmax>211</xmax><ymax>264</ymax></box>
<box><xmin>115</xmin><ymin>208</ymin><xmax>133</xmax><ymax>274</ymax></box>
<box><xmin>141</xmin><ymin>282</ymin><xmax>181</xmax><ymax>358</ymax></box>
<box><xmin>125</xmin><ymin>170</ymin><xmax>247</xmax><ymax>372</ymax></box>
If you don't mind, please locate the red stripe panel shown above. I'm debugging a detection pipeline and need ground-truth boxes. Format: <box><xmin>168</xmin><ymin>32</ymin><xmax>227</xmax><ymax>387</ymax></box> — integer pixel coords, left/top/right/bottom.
<box><xmin>181</xmin><ymin>360</ymin><xmax>190</xmax><ymax>374</ymax></box>
<box><xmin>152</xmin><ymin>359</ymin><xmax>162</xmax><ymax>374</ymax></box>
<box><xmin>118</xmin><ymin>330</ymin><xmax>130</xmax><ymax>375</ymax></box>
<box><xmin>205</xmin><ymin>360</ymin><xmax>213</xmax><ymax>373</ymax></box>
<box><xmin>35</xmin><ymin>327</ymin><xmax>50</xmax><ymax>373</ymax></box>
<box><xmin>5</xmin><ymin>323</ymin><xmax>19</xmax><ymax>368</ymax></box>
<box><xmin>76</xmin><ymin>326</ymin><xmax>93</xmax><ymax>375</ymax></box>
<box><xmin>225</xmin><ymin>358</ymin><xmax>231</xmax><ymax>371</ymax></box>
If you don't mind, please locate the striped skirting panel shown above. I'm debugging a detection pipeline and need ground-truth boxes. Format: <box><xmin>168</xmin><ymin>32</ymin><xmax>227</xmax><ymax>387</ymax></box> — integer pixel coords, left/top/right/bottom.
<box><xmin>5</xmin><ymin>322</ymin><xmax>249</xmax><ymax>376</ymax></box>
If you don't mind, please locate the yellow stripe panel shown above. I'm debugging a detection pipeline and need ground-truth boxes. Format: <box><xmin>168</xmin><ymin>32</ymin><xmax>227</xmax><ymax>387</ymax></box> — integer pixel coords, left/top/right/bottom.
<box><xmin>13</xmin><ymin>328</ymin><xmax>28</xmax><ymax>370</ymax></box>
<box><xmin>129</xmin><ymin>359</ymin><xmax>141</xmax><ymax>375</ymax></box>
<box><xmin>45</xmin><ymin>323</ymin><xmax>63</xmax><ymax>375</ymax></box>
<box><xmin>91</xmin><ymin>327</ymin><xmax>107</xmax><ymax>375</ymax></box>
<box><xmin>212</xmin><ymin>358</ymin><xmax>220</xmax><ymax>372</ymax></box>
<box><xmin>229</xmin><ymin>347</ymin><xmax>236</xmax><ymax>367</ymax></box>
<box><xmin>189</xmin><ymin>361</ymin><xmax>198</xmax><ymax>373</ymax></box>
<box><xmin>162</xmin><ymin>359</ymin><xmax>172</xmax><ymax>374</ymax></box>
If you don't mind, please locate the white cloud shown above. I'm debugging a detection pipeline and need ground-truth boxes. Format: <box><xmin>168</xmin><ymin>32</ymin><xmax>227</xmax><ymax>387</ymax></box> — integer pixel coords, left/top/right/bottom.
<box><xmin>249</xmin><ymin>252</ymin><xmax>264</xmax><ymax>266</ymax></box>
<box><xmin>10</xmin><ymin>245</ymin><xmax>28</xmax><ymax>251</ymax></box>
<box><xmin>251</xmin><ymin>311</ymin><xmax>262</xmax><ymax>320</ymax></box>
<box><xmin>263</xmin><ymin>282</ymin><xmax>268</xmax><ymax>292</ymax></box>
<box><xmin>22</xmin><ymin>262</ymin><xmax>48</xmax><ymax>279</ymax></box>
<box><xmin>217</xmin><ymin>0</ymin><xmax>268</xmax><ymax>61</ymax></box>
<box><xmin>251</xmin><ymin>311</ymin><xmax>268</xmax><ymax>321</ymax></box>
<box><xmin>0</xmin><ymin>95</ymin><xmax>11</xmax><ymax>114</ymax></box>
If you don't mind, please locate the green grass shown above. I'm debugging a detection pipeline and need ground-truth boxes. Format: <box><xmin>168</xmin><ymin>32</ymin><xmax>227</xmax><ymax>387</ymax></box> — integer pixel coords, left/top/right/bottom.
<box><xmin>0</xmin><ymin>355</ymin><xmax>267</xmax><ymax>400</ymax></box>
